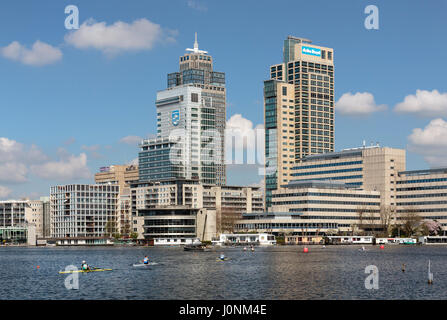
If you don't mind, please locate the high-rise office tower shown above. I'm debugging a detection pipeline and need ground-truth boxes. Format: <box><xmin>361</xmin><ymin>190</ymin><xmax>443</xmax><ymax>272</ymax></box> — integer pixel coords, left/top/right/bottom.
<box><xmin>264</xmin><ymin>36</ymin><xmax>335</xmax><ymax>207</ymax></box>
<box><xmin>139</xmin><ymin>33</ymin><xmax>226</xmax><ymax>185</ymax></box>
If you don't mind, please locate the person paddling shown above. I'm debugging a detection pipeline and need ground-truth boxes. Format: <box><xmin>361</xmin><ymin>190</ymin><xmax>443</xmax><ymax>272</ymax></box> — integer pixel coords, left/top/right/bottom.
<box><xmin>81</xmin><ymin>260</ymin><xmax>91</xmax><ymax>271</ymax></box>
<box><xmin>219</xmin><ymin>253</ymin><xmax>225</xmax><ymax>261</ymax></box>
<box><xmin>143</xmin><ymin>256</ymin><xmax>149</xmax><ymax>265</ymax></box>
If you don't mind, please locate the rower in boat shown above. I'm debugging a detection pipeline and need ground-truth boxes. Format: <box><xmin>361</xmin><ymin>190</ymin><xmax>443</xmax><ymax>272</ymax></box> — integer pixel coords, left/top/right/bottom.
<box><xmin>81</xmin><ymin>260</ymin><xmax>91</xmax><ymax>271</ymax></box>
<box><xmin>219</xmin><ymin>253</ymin><xmax>226</xmax><ymax>261</ymax></box>
<box><xmin>143</xmin><ymin>256</ymin><xmax>149</xmax><ymax>265</ymax></box>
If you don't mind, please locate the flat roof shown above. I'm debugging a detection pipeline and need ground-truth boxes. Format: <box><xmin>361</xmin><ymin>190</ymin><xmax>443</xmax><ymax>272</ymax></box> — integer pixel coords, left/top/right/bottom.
<box><xmin>398</xmin><ymin>167</ymin><xmax>447</xmax><ymax>176</ymax></box>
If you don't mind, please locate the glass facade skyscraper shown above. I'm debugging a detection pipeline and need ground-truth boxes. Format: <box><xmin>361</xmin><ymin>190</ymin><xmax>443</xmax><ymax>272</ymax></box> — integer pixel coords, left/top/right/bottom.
<box><xmin>264</xmin><ymin>36</ymin><xmax>335</xmax><ymax>207</ymax></box>
<box><xmin>139</xmin><ymin>34</ymin><xmax>226</xmax><ymax>185</ymax></box>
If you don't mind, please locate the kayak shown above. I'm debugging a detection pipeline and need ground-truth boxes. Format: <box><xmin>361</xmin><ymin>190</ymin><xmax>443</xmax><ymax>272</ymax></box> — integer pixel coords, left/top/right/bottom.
<box><xmin>59</xmin><ymin>268</ymin><xmax>112</xmax><ymax>274</ymax></box>
<box><xmin>216</xmin><ymin>258</ymin><xmax>230</xmax><ymax>261</ymax></box>
<box><xmin>133</xmin><ymin>262</ymin><xmax>158</xmax><ymax>267</ymax></box>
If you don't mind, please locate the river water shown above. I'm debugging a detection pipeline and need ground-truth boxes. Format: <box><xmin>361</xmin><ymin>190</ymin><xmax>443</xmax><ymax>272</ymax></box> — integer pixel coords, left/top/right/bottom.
<box><xmin>1</xmin><ymin>245</ymin><xmax>446</xmax><ymax>300</ymax></box>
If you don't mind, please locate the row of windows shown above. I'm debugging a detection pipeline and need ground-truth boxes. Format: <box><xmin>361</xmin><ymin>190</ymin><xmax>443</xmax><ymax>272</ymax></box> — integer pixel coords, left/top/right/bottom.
<box><xmin>145</xmin><ymin>227</ymin><xmax>196</xmax><ymax>234</ymax></box>
<box><xmin>397</xmin><ymin>178</ymin><xmax>447</xmax><ymax>184</ymax></box>
<box><xmin>396</xmin><ymin>209</ymin><xmax>447</xmax><ymax>213</ymax></box>
<box><xmin>396</xmin><ymin>185</ymin><xmax>447</xmax><ymax>192</ymax></box>
<box><xmin>273</xmin><ymin>200</ymin><xmax>380</xmax><ymax>206</ymax></box>
<box><xmin>287</xmin><ymin>61</ymin><xmax>334</xmax><ymax>70</ymax></box>
<box><xmin>291</xmin><ymin>167</ymin><xmax>362</xmax><ymax>177</ymax></box>
<box><xmin>180</xmin><ymin>54</ymin><xmax>211</xmax><ymax>62</ymax></box>
<box><xmin>397</xmin><ymin>200</ymin><xmax>447</xmax><ymax>206</ymax></box>
<box><xmin>397</xmin><ymin>193</ymin><xmax>447</xmax><ymax>199</ymax></box>
<box><xmin>236</xmin><ymin>223</ymin><xmax>338</xmax><ymax>229</ymax></box>
<box><xmin>272</xmin><ymin>192</ymin><xmax>379</xmax><ymax>199</ymax></box>
<box><xmin>292</xmin><ymin>160</ymin><xmax>362</xmax><ymax>171</ymax></box>
<box><xmin>290</xmin><ymin>208</ymin><xmax>379</xmax><ymax>213</ymax></box>
<box><xmin>145</xmin><ymin>219</ymin><xmax>195</xmax><ymax>226</ymax></box>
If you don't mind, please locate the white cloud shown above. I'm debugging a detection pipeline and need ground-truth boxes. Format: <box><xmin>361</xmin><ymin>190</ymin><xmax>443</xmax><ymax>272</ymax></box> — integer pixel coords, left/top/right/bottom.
<box><xmin>395</xmin><ymin>90</ymin><xmax>447</xmax><ymax>117</ymax></box>
<box><xmin>408</xmin><ymin>118</ymin><xmax>447</xmax><ymax>167</ymax></box>
<box><xmin>336</xmin><ymin>92</ymin><xmax>387</xmax><ymax>116</ymax></box>
<box><xmin>0</xmin><ymin>163</ymin><xmax>28</xmax><ymax>183</ymax></box>
<box><xmin>0</xmin><ymin>186</ymin><xmax>12</xmax><ymax>199</ymax></box>
<box><xmin>31</xmin><ymin>153</ymin><xmax>91</xmax><ymax>181</ymax></box>
<box><xmin>119</xmin><ymin>135</ymin><xmax>143</xmax><ymax>146</ymax></box>
<box><xmin>65</xmin><ymin>18</ymin><xmax>177</xmax><ymax>55</ymax></box>
<box><xmin>226</xmin><ymin>114</ymin><xmax>264</xmax><ymax>165</ymax></box>
<box><xmin>1</xmin><ymin>40</ymin><xmax>62</xmax><ymax>66</ymax></box>
<box><xmin>0</xmin><ymin>137</ymin><xmax>47</xmax><ymax>183</ymax></box>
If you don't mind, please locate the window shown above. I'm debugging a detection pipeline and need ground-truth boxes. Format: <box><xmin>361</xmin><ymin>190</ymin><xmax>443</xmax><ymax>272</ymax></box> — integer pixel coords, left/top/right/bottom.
<box><xmin>282</xmin><ymin>87</ymin><xmax>287</xmax><ymax>95</ymax></box>
<box><xmin>191</xmin><ymin>93</ymin><xmax>199</xmax><ymax>102</ymax></box>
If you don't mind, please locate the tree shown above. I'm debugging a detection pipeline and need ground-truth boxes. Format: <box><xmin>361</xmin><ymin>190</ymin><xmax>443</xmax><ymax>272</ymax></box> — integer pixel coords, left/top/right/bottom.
<box><xmin>400</xmin><ymin>208</ymin><xmax>422</xmax><ymax>237</ymax></box>
<box><xmin>379</xmin><ymin>205</ymin><xmax>396</xmax><ymax>237</ymax></box>
<box><xmin>105</xmin><ymin>219</ymin><xmax>117</xmax><ymax>238</ymax></box>
<box><xmin>421</xmin><ymin>220</ymin><xmax>443</xmax><ymax>236</ymax></box>
<box><xmin>130</xmin><ymin>232</ymin><xmax>138</xmax><ymax>240</ymax></box>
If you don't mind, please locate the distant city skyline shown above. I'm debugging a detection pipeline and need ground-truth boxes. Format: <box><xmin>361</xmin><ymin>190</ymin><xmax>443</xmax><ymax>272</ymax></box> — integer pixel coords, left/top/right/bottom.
<box><xmin>0</xmin><ymin>0</ymin><xmax>446</xmax><ymax>199</ymax></box>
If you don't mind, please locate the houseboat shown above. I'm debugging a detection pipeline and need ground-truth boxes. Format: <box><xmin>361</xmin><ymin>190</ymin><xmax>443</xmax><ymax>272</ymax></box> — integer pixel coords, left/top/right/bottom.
<box><xmin>153</xmin><ymin>237</ymin><xmax>202</xmax><ymax>246</ymax></box>
<box><xmin>377</xmin><ymin>238</ymin><xmax>416</xmax><ymax>245</ymax></box>
<box><xmin>212</xmin><ymin>233</ymin><xmax>276</xmax><ymax>246</ymax></box>
<box><xmin>325</xmin><ymin>236</ymin><xmax>374</xmax><ymax>245</ymax></box>
<box><xmin>419</xmin><ymin>236</ymin><xmax>447</xmax><ymax>245</ymax></box>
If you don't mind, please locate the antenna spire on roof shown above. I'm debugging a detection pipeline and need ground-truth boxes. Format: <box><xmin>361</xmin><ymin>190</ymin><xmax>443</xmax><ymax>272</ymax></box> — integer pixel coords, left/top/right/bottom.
<box><xmin>186</xmin><ymin>32</ymin><xmax>208</xmax><ymax>54</ymax></box>
<box><xmin>194</xmin><ymin>32</ymin><xmax>198</xmax><ymax>51</ymax></box>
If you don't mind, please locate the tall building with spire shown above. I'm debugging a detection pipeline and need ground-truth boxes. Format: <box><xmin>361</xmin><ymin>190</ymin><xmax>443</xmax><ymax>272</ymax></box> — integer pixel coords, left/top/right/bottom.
<box><xmin>264</xmin><ymin>36</ymin><xmax>335</xmax><ymax>207</ymax></box>
<box><xmin>139</xmin><ymin>33</ymin><xmax>226</xmax><ymax>185</ymax></box>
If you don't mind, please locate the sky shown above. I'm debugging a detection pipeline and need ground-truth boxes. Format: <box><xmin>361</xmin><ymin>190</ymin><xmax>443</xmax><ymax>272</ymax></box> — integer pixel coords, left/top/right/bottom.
<box><xmin>0</xmin><ymin>0</ymin><xmax>446</xmax><ymax>199</ymax></box>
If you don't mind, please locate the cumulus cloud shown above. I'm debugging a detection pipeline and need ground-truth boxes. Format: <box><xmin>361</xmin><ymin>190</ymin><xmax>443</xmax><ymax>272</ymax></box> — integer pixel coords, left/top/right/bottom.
<box><xmin>1</xmin><ymin>40</ymin><xmax>62</xmax><ymax>66</ymax></box>
<box><xmin>226</xmin><ymin>114</ymin><xmax>264</xmax><ymax>165</ymax></box>
<box><xmin>408</xmin><ymin>118</ymin><xmax>447</xmax><ymax>167</ymax></box>
<box><xmin>336</xmin><ymin>92</ymin><xmax>387</xmax><ymax>116</ymax></box>
<box><xmin>0</xmin><ymin>186</ymin><xmax>12</xmax><ymax>199</ymax></box>
<box><xmin>395</xmin><ymin>89</ymin><xmax>447</xmax><ymax>117</ymax></box>
<box><xmin>65</xmin><ymin>18</ymin><xmax>177</xmax><ymax>55</ymax></box>
<box><xmin>0</xmin><ymin>163</ymin><xmax>28</xmax><ymax>183</ymax></box>
<box><xmin>0</xmin><ymin>137</ymin><xmax>48</xmax><ymax>183</ymax></box>
<box><xmin>31</xmin><ymin>153</ymin><xmax>91</xmax><ymax>181</ymax></box>
<box><xmin>119</xmin><ymin>135</ymin><xmax>143</xmax><ymax>146</ymax></box>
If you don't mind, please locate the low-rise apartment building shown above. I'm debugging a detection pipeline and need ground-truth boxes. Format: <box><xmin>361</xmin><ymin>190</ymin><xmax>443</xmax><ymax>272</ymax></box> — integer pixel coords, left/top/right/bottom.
<box><xmin>50</xmin><ymin>184</ymin><xmax>119</xmax><ymax>240</ymax></box>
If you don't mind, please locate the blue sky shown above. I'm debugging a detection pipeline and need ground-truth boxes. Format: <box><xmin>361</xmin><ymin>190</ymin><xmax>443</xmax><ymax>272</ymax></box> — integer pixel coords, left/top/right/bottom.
<box><xmin>0</xmin><ymin>0</ymin><xmax>446</xmax><ymax>198</ymax></box>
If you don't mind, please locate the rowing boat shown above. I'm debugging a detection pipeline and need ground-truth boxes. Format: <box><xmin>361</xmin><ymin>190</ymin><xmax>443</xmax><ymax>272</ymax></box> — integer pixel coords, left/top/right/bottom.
<box><xmin>58</xmin><ymin>268</ymin><xmax>112</xmax><ymax>274</ymax></box>
<box><xmin>133</xmin><ymin>262</ymin><xmax>158</xmax><ymax>267</ymax></box>
<box><xmin>216</xmin><ymin>258</ymin><xmax>230</xmax><ymax>261</ymax></box>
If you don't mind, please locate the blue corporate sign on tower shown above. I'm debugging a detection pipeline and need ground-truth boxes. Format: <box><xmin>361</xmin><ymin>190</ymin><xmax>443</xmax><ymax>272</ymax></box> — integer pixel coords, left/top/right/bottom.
<box><xmin>172</xmin><ymin>110</ymin><xmax>180</xmax><ymax>126</ymax></box>
<box><xmin>302</xmin><ymin>46</ymin><xmax>321</xmax><ymax>57</ymax></box>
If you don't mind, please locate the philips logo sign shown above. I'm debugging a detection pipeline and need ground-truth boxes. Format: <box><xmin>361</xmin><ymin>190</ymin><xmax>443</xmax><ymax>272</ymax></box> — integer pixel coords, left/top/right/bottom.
<box><xmin>302</xmin><ymin>46</ymin><xmax>321</xmax><ymax>57</ymax></box>
<box><xmin>172</xmin><ymin>110</ymin><xmax>180</xmax><ymax>126</ymax></box>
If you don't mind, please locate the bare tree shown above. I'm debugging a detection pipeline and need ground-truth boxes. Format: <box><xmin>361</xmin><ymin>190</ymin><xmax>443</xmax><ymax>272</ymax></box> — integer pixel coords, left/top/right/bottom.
<box><xmin>379</xmin><ymin>205</ymin><xmax>396</xmax><ymax>237</ymax></box>
<box><xmin>400</xmin><ymin>207</ymin><xmax>422</xmax><ymax>237</ymax></box>
<box><xmin>356</xmin><ymin>205</ymin><xmax>368</xmax><ymax>235</ymax></box>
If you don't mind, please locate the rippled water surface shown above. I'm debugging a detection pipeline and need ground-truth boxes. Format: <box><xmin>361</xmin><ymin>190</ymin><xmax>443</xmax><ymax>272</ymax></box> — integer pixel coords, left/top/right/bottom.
<box><xmin>1</xmin><ymin>245</ymin><xmax>447</xmax><ymax>299</ymax></box>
